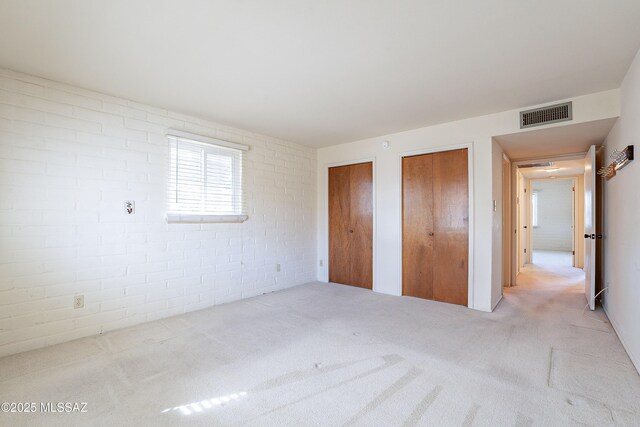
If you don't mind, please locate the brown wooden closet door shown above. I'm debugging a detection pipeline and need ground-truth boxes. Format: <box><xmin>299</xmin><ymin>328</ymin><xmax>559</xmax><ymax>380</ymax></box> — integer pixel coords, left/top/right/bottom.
<box><xmin>348</xmin><ymin>162</ymin><xmax>373</xmax><ymax>289</ymax></box>
<box><xmin>432</xmin><ymin>149</ymin><xmax>469</xmax><ymax>305</ymax></box>
<box><xmin>329</xmin><ymin>165</ymin><xmax>351</xmax><ymax>286</ymax></box>
<box><xmin>402</xmin><ymin>154</ymin><xmax>434</xmax><ymax>299</ymax></box>
<box><xmin>402</xmin><ymin>149</ymin><xmax>468</xmax><ymax>306</ymax></box>
<box><xmin>328</xmin><ymin>162</ymin><xmax>373</xmax><ymax>289</ymax></box>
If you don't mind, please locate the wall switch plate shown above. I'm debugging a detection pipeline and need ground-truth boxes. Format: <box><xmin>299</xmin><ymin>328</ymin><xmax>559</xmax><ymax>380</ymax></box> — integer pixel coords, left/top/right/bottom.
<box><xmin>124</xmin><ymin>200</ymin><xmax>135</xmax><ymax>214</ymax></box>
<box><xmin>74</xmin><ymin>295</ymin><xmax>84</xmax><ymax>309</ymax></box>
<box><xmin>276</xmin><ymin>263</ymin><xmax>281</xmax><ymax>272</ymax></box>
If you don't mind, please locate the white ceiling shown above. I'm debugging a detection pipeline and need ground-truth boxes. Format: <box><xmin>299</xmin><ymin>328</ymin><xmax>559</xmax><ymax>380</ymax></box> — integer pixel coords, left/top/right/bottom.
<box><xmin>494</xmin><ymin>118</ymin><xmax>618</xmax><ymax>160</ymax></box>
<box><xmin>519</xmin><ymin>158</ymin><xmax>585</xmax><ymax>179</ymax></box>
<box><xmin>1</xmin><ymin>1</ymin><xmax>639</xmax><ymax>147</ymax></box>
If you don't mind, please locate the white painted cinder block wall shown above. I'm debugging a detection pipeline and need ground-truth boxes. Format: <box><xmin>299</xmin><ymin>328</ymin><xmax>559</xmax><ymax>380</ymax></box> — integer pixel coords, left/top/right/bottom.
<box><xmin>532</xmin><ymin>179</ymin><xmax>573</xmax><ymax>251</ymax></box>
<box><xmin>602</xmin><ymin>47</ymin><xmax>640</xmax><ymax>373</ymax></box>
<box><xmin>0</xmin><ymin>69</ymin><xmax>317</xmax><ymax>358</ymax></box>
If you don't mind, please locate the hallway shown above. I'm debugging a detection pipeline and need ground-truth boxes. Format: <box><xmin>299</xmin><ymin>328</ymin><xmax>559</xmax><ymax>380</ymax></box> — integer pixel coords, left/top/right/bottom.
<box><xmin>1</xmin><ymin>270</ymin><xmax>639</xmax><ymax>425</ymax></box>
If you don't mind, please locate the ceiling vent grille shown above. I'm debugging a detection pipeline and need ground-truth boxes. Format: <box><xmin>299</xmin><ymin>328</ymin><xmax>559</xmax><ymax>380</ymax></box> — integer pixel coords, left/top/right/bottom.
<box><xmin>520</xmin><ymin>102</ymin><xmax>572</xmax><ymax>129</ymax></box>
<box><xmin>517</xmin><ymin>162</ymin><xmax>553</xmax><ymax>169</ymax></box>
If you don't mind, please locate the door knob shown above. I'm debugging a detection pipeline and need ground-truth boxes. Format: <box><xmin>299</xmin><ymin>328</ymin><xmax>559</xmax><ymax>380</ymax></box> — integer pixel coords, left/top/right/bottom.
<box><xmin>584</xmin><ymin>234</ymin><xmax>590</xmax><ymax>239</ymax></box>
<box><xmin>428</xmin><ymin>232</ymin><xmax>434</xmax><ymax>236</ymax></box>
<box><xmin>596</xmin><ymin>234</ymin><xmax>603</xmax><ymax>239</ymax></box>
<box><xmin>349</xmin><ymin>230</ymin><xmax>354</xmax><ymax>233</ymax></box>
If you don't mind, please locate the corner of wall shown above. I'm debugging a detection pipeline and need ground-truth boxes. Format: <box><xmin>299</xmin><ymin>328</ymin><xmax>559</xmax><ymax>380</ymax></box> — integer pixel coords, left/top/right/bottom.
<box><xmin>600</xmin><ymin>45</ymin><xmax>640</xmax><ymax>374</ymax></box>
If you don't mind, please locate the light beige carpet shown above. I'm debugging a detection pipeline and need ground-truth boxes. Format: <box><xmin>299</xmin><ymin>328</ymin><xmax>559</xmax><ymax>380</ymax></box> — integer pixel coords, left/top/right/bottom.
<box><xmin>531</xmin><ymin>250</ymin><xmax>573</xmax><ymax>267</ymax></box>
<box><xmin>0</xmin><ymin>263</ymin><xmax>639</xmax><ymax>426</ymax></box>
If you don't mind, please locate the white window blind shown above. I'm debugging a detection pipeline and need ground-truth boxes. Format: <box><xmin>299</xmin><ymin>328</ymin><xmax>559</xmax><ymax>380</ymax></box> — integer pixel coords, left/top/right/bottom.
<box><xmin>167</xmin><ymin>131</ymin><xmax>248</xmax><ymax>223</ymax></box>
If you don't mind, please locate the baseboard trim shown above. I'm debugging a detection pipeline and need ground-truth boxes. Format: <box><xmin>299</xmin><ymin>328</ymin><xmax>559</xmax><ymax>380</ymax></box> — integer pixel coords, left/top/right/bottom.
<box><xmin>602</xmin><ymin>303</ymin><xmax>640</xmax><ymax>375</ymax></box>
<box><xmin>491</xmin><ymin>294</ymin><xmax>504</xmax><ymax>312</ymax></box>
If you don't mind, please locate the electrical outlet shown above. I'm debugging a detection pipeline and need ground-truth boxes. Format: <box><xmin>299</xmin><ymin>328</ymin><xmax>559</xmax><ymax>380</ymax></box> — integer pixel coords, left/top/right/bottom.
<box><xmin>319</xmin><ymin>259</ymin><xmax>323</xmax><ymax>267</ymax></box>
<box><xmin>74</xmin><ymin>295</ymin><xmax>84</xmax><ymax>309</ymax></box>
<box><xmin>276</xmin><ymin>263</ymin><xmax>281</xmax><ymax>272</ymax></box>
<box><xmin>124</xmin><ymin>200</ymin><xmax>135</xmax><ymax>214</ymax></box>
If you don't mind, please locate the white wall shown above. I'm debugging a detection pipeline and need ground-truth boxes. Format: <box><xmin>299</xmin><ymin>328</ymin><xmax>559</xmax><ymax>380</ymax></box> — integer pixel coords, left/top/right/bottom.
<box><xmin>317</xmin><ymin>90</ymin><xmax>619</xmax><ymax>312</ymax></box>
<box><xmin>602</xmin><ymin>48</ymin><xmax>640</xmax><ymax>372</ymax></box>
<box><xmin>0</xmin><ymin>69</ymin><xmax>317</xmax><ymax>357</ymax></box>
<box><xmin>532</xmin><ymin>179</ymin><xmax>574</xmax><ymax>251</ymax></box>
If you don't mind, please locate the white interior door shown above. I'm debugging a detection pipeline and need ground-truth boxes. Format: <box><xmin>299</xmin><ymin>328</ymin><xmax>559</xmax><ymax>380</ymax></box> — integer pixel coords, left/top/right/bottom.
<box><xmin>584</xmin><ymin>146</ymin><xmax>596</xmax><ymax>310</ymax></box>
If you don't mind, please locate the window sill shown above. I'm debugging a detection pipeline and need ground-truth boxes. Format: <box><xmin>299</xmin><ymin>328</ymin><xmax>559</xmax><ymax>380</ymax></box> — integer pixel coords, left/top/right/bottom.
<box><xmin>166</xmin><ymin>214</ymin><xmax>248</xmax><ymax>223</ymax></box>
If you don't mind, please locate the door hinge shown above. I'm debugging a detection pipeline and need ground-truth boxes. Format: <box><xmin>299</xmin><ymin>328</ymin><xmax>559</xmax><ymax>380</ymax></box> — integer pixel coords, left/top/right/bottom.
<box><xmin>524</xmin><ymin>248</ymin><xmax>527</xmax><ymax>253</ymax></box>
<box><xmin>572</xmin><ymin>187</ymin><xmax>575</xmax><ymax>191</ymax></box>
<box><xmin>573</xmin><ymin>251</ymin><xmax>575</xmax><ymax>255</ymax></box>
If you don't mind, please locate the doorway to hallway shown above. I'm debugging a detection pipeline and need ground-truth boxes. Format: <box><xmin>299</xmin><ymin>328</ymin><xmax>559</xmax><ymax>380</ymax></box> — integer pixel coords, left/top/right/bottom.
<box><xmin>496</xmin><ymin>121</ymin><xmax>611</xmax><ymax>313</ymax></box>
<box><xmin>530</xmin><ymin>178</ymin><xmax>576</xmax><ymax>267</ymax></box>
<box><xmin>513</xmin><ymin>158</ymin><xmax>585</xmax><ymax>273</ymax></box>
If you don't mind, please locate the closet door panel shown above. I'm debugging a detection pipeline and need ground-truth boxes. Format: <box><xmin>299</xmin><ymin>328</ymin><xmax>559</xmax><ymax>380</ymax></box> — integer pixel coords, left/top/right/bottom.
<box><xmin>329</xmin><ymin>165</ymin><xmax>351</xmax><ymax>285</ymax></box>
<box><xmin>328</xmin><ymin>162</ymin><xmax>373</xmax><ymax>289</ymax></box>
<box><xmin>402</xmin><ymin>154</ymin><xmax>434</xmax><ymax>299</ymax></box>
<box><xmin>349</xmin><ymin>162</ymin><xmax>373</xmax><ymax>289</ymax></box>
<box><xmin>432</xmin><ymin>149</ymin><xmax>469</xmax><ymax>306</ymax></box>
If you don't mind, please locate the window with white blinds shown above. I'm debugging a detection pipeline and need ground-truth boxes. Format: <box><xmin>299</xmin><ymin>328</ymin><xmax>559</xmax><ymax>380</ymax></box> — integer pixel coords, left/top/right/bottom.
<box><xmin>166</xmin><ymin>131</ymin><xmax>248</xmax><ymax>223</ymax></box>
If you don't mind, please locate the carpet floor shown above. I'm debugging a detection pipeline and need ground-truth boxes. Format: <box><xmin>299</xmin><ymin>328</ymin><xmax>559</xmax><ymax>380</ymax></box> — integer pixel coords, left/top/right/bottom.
<box><xmin>531</xmin><ymin>250</ymin><xmax>574</xmax><ymax>267</ymax></box>
<box><xmin>1</xmin><ymin>264</ymin><xmax>639</xmax><ymax>426</ymax></box>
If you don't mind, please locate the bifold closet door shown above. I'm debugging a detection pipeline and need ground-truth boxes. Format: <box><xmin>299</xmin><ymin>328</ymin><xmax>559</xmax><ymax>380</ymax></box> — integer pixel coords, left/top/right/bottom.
<box><xmin>402</xmin><ymin>154</ymin><xmax>434</xmax><ymax>299</ymax></box>
<box><xmin>329</xmin><ymin>165</ymin><xmax>351</xmax><ymax>286</ymax></box>
<box><xmin>432</xmin><ymin>149</ymin><xmax>469</xmax><ymax>305</ymax></box>
<box><xmin>402</xmin><ymin>149</ymin><xmax>469</xmax><ymax>306</ymax></box>
<box><xmin>329</xmin><ymin>162</ymin><xmax>373</xmax><ymax>289</ymax></box>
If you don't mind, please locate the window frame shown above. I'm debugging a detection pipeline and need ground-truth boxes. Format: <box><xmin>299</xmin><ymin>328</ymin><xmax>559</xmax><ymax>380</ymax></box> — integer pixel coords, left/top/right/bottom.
<box><xmin>166</xmin><ymin>130</ymin><xmax>249</xmax><ymax>223</ymax></box>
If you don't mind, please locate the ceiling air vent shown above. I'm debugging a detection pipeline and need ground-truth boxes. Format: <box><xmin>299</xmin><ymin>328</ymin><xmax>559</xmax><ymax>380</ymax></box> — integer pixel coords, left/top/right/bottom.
<box><xmin>517</xmin><ymin>162</ymin><xmax>553</xmax><ymax>169</ymax></box>
<box><xmin>520</xmin><ymin>102</ymin><xmax>572</xmax><ymax>129</ymax></box>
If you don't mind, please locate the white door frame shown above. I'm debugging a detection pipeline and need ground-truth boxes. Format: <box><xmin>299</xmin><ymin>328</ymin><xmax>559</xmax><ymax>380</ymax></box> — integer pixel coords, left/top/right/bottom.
<box><xmin>397</xmin><ymin>143</ymin><xmax>475</xmax><ymax>308</ymax></box>
<box><xmin>510</xmin><ymin>153</ymin><xmax>586</xmax><ymax>285</ymax></box>
<box><xmin>502</xmin><ymin>154</ymin><xmax>512</xmax><ymax>287</ymax></box>
<box><xmin>527</xmin><ymin>176</ymin><xmax>578</xmax><ymax>266</ymax></box>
